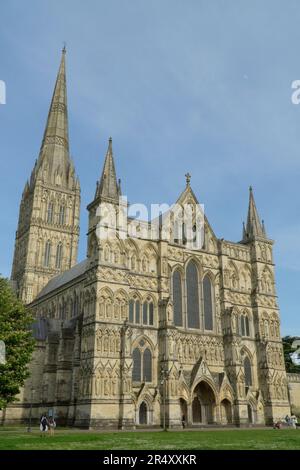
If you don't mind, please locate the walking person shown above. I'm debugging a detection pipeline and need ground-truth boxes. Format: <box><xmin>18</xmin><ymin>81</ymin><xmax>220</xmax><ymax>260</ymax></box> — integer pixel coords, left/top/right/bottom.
<box><xmin>291</xmin><ymin>415</ymin><xmax>298</xmax><ymax>429</ymax></box>
<box><xmin>40</xmin><ymin>413</ymin><xmax>48</xmax><ymax>437</ymax></box>
<box><xmin>48</xmin><ymin>416</ymin><xmax>56</xmax><ymax>436</ymax></box>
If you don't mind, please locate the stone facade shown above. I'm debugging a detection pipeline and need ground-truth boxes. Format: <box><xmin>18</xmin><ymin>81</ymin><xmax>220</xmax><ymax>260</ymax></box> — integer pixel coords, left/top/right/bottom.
<box><xmin>2</xmin><ymin>49</ymin><xmax>291</xmax><ymax>428</ymax></box>
<box><xmin>287</xmin><ymin>374</ymin><xmax>300</xmax><ymax>416</ymax></box>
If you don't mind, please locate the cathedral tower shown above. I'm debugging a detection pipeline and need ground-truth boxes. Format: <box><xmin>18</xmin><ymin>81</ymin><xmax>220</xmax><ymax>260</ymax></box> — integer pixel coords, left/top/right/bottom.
<box><xmin>86</xmin><ymin>137</ymin><xmax>124</xmax><ymax>263</ymax></box>
<box><xmin>11</xmin><ymin>48</ymin><xmax>80</xmax><ymax>304</ymax></box>
<box><xmin>241</xmin><ymin>187</ymin><xmax>289</xmax><ymax>423</ymax></box>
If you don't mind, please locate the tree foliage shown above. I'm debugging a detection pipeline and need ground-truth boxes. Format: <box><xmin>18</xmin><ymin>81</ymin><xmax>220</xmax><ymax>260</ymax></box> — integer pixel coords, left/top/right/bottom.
<box><xmin>282</xmin><ymin>336</ymin><xmax>300</xmax><ymax>374</ymax></box>
<box><xmin>0</xmin><ymin>277</ymin><xmax>35</xmax><ymax>409</ymax></box>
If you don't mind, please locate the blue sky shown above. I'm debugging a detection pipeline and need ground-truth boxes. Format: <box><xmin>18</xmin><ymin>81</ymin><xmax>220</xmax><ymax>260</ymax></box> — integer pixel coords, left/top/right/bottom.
<box><xmin>0</xmin><ymin>0</ymin><xmax>299</xmax><ymax>335</ymax></box>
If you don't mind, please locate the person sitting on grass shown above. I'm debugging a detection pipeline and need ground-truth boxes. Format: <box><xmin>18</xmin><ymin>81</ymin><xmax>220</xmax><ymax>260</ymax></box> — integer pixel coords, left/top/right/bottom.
<box><xmin>273</xmin><ymin>420</ymin><xmax>282</xmax><ymax>429</ymax></box>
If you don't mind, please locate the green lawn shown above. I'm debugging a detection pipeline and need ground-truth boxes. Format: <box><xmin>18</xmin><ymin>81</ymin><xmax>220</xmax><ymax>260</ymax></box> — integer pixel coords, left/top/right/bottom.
<box><xmin>0</xmin><ymin>428</ymin><xmax>300</xmax><ymax>450</ymax></box>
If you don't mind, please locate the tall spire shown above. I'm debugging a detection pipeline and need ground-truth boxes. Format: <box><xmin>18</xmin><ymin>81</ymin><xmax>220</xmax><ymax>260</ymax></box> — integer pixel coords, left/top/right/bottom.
<box><xmin>242</xmin><ymin>186</ymin><xmax>266</xmax><ymax>242</ymax></box>
<box><xmin>95</xmin><ymin>137</ymin><xmax>121</xmax><ymax>201</ymax></box>
<box><xmin>34</xmin><ymin>47</ymin><xmax>72</xmax><ymax>186</ymax></box>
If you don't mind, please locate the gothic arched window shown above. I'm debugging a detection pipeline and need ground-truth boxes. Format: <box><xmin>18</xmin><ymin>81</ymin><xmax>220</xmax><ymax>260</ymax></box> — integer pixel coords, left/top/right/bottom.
<box><xmin>186</xmin><ymin>260</ymin><xmax>200</xmax><ymax>329</ymax></box>
<box><xmin>58</xmin><ymin>205</ymin><xmax>65</xmax><ymax>225</ymax></box>
<box><xmin>47</xmin><ymin>202</ymin><xmax>54</xmax><ymax>224</ymax></box>
<box><xmin>129</xmin><ymin>298</ymin><xmax>141</xmax><ymax>324</ymax></box>
<box><xmin>245</xmin><ymin>316</ymin><xmax>250</xmax><ymax>337</ymax></box>
<box><xmin>192</xmin><ymin>224</ymin><xmax>197</xmax><ymax>248</ymax></box>
<box><xmin>44</xmin><ymin>240</ymin><xmax>51</xmax><ymax>267</ymax></box>
<box><xmin>142</xmin><ymin>299</ymin><xmax>154</xmax><ymax>326</ymax></box>
<box><xmin>264</xmin><ymin>320</ymin><xmax>269</xmax><ymax>338</ymax></box>
<box><xmin>143</xmin><ymin>348</ymin><xmax>152</xmax><ymax>382</ymax></box>
<box><xmin>61</xmin><ymin>298</ymin><xmax>66</xmax><ymax>320</ymax></box>
<box><xmin>55</xmin><ymin>243</ymin><xmax>63</xmax><ymax>269</ymax></box>
<box><xmin>129</xmin><ymin>299</ymin><xmax>134</xmax><ymax>323</ymax></box>
<box><xmin>172</xmin><ymin>270</ymin><xmax>183</xmax><ymax>327</ymax></box>
<box><xmin>132</xmin><ymin>342</ymin><xmax>153</xmax><ymax>383</ymax></box>
<box><xmin>135</xmin><ymin>300</ymin><xmax>140</xmax><ymax>323</ymax></box>
<box><xmin>203</xmin><ymin>275</ymin><xmax>213</xmax><ymax>331</ymax></box>
<box><xmin>240</xmin><ymin>314</ymin><xmax>251</xmax><ymax>337</ymax></box>
<box><xmin>244</xmin><ymin>356</ymin><xmax>252</xmax><ymax>387</ymax></box>
<box><xmin>149</xmin><ymin>302</ymin><xmax>154</xmax><ymax>325</ymax></box>
<box><xmin>132</xmin><ymin>348</ymin><xmax>141</xmax><ymax>382</ymax></box>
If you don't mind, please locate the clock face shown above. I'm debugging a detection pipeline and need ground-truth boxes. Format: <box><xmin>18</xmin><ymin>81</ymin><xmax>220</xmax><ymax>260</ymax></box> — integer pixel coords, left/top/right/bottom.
<box><xmin>0</xmin><ymin>340</ymin><xmax>5</xmax><ymax>365</ymax></box>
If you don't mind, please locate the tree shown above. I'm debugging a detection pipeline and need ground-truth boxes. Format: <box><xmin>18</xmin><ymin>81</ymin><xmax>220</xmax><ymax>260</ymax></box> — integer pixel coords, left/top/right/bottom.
<box><xmin>282</xmin><ymin>336</ymin><xmax>300</xmax><ymax>374</ymax></box>
<box><xmin>0</xmin><ymin>277</ymin><xmax>35</xmax><ymax>409</ymax></box>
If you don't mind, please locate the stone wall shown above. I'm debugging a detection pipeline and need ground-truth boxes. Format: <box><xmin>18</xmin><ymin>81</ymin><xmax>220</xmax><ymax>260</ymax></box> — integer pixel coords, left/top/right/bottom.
<box><xmin>287</xmin><ymin>373</ymin><xmax>300</xmax><ymax>415</ymax></box>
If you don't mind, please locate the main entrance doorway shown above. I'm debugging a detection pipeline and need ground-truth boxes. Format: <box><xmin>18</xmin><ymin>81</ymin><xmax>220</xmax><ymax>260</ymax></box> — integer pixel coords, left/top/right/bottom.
<box><xmin>192</xmin><ymin>381</ymin><xmax>216</xmax><ymax>424</ymax></box>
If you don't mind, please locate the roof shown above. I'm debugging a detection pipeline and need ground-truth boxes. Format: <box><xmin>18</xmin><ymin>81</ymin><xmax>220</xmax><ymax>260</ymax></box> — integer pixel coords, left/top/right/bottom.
<box><xmin>36</xmin><ymin>259</ymin><xmax>88</xmax><ymax>299</ymax></box>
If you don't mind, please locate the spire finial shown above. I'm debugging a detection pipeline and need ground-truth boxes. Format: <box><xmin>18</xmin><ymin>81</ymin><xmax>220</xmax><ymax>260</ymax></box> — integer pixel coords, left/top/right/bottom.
<box><xmin>35</xmin><ymin>47</ymin><xmax>70</xmax><ymax>185</ymax></box>
<box><xmin>108</xmin><ymin>137</ymin><xmax>113</xmax><ymax>154</ymax></box>
<box><xmin>62</xmin><ymin>42</ymin><xmax>67</xmax><ymax>54</ymax></box>
<box><xmin>243</xmin><ymin>186</ymin><xmax>266</xmax><ymax>242</ymax></box>
<box><xmin>95</xmin><ymin>137</ymin><xmax>120</xmax><ymax>201</ymax></box>
<box><xmin>185</xmin><ymin>172</ymin><xmax>191</xmax><ymax>186</ymax></box>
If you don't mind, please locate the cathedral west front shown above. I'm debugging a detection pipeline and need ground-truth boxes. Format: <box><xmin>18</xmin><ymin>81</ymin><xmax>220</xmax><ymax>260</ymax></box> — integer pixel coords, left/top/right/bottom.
<box><xmin>3</xmin><ymin>49</ymin><xmax>291</xmax><ymax>428</ymax></box>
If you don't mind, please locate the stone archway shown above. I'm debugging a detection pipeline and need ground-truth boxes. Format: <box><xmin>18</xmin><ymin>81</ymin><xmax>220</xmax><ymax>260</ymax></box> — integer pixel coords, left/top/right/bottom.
<box><xmin>220</xmin><ymin>399</ymin><xmax>232</xmax><ymax>424</ymax></box>
<box><xmin>139</xmin><ymin>401</ymin><xmax>148</xmax><ymax>425</ymax></box>
<box><xmin>192</xmin><ymin>381</ymin><xmax>216</xmax><ymax>424</ymax></box>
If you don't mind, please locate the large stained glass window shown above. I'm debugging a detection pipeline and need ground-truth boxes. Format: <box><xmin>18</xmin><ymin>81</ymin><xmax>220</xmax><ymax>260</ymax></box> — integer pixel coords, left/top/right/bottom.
<box><xmin>203</xmin><ymin>275</ymin><xmax>213</xmax><ymax>331</ymax></box>
<box><xmin>186</xmin><ymin>261</ymin><xmax>200</xmax><ymax>329</ymax></box>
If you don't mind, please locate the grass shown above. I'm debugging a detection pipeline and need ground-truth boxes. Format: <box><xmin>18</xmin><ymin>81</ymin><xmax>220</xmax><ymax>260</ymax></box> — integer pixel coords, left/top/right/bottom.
<box><xmin>0</xmin><ymin>427</ymin><xmax>300</xmax><ymax>450</ymax></box>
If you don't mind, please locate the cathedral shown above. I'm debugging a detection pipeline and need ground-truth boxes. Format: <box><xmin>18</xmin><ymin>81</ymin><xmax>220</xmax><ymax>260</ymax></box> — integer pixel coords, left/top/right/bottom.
<box><xmin>4</xmin><ymin>49</ymin><xmax>291</xmax><ymax>428</ymax></box>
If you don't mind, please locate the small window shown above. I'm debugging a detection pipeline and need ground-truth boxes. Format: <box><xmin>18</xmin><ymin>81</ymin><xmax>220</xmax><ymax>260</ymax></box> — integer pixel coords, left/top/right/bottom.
<box><xmin>47</xmin><ymin>203</ymin><xmax>54</xmax><ymax>223</ymax></box>
<box><xmin>129</xmin><ymin>299</ymin><xmax>141</xmax><ymax>324</ymax></box>
<box><xmin>44</xmin><ymin>240</ymin><xmax>51</xmax><ymax>267</ymax></box>
<box><xmin>241</xmin><ymin>315</ymin><xmax>250</xmax><ymax>337</ymax></box>
<box><xmin>149</xmin><ymin>302</ymin><xmax>154</xmax><ymax>326</ymax></box>
<box><xmin>241</xmin><ymin>316</ymin><xmax>246</xmax><ymax>336</ymax></box>
<box><xmin>58</xmin><ymin>205</ymin><xmax>65</xmax><ymax>225</ymax></box>
<box><xmin>135</xmin><ymin>300</ymin><xmax>140</xmax><ymax>323</ymax></box>
<box><xmin>143</xmin><ymin>302</ymin><xmax>148</xmax><ymax>325</ymax></box>
<box><xmin>245</xmin><ymin>316</ymin><xmax>250</xmax><ymax>337</ymax></box>
<box><xmin>55</xmin><ymin>243</ymin><xmax>63</xmax><ymax>269</ymax></box>
<box><xmin>244</xmin><ymin>357</ymin><xmax>252</xmax><ymax>387</ymax></box>
<box><xmin>129</xmin><ymin>299</ymin><xmax>134</xmax><ymax>323</ymax></box>
<box><xmin>142</xmin><ymin>300</ymin><xmax>155</xmax><ymax>326</ymax></box>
